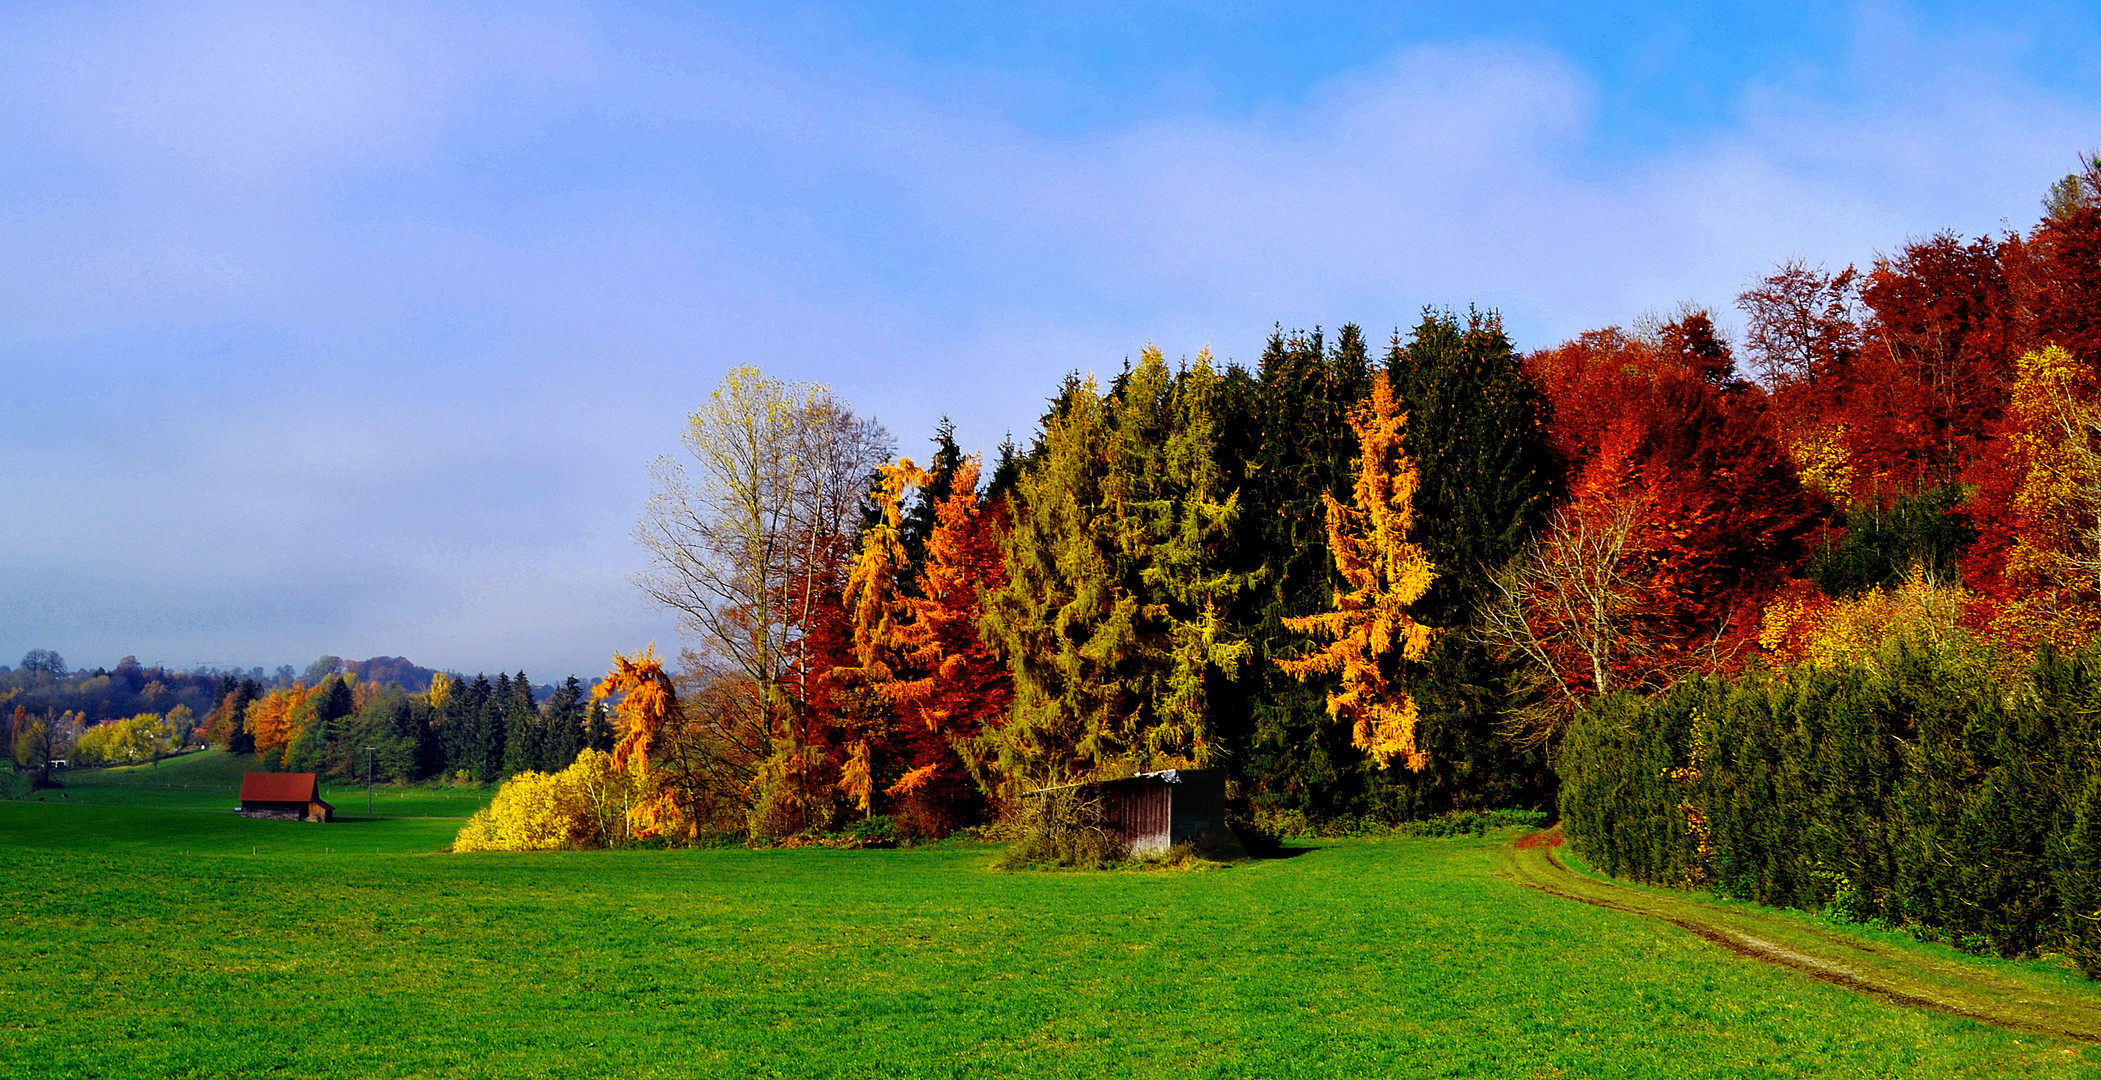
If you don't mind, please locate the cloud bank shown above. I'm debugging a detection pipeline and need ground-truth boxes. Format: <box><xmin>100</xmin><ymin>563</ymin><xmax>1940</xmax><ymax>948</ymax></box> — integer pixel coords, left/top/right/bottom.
<box><xmin>2</xmin><ymin>1</ymin><xmax>2095</xmax><ymax>677</ymax></box>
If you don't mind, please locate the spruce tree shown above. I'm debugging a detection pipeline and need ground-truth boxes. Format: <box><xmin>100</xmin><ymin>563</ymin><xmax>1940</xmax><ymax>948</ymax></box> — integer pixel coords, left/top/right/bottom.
<box><xmin>984</xmin><ymin>347</ymin><xmax>1253</xmax><ymax>782</ymax></box>
<box><xmin>1383</xmin><ymin>310</ymin><xmax>1559</xmax><ymax>813</ymax></box>
<box><xmin>1238</xmin><ymin>326</ymin><xmax>1375</xmax><ymax>818</ymax></box>
<box><xmin>441</xmin><ymin>674</ymin><xmax>492</xmax><ymax>780</ymax></box>
<box><xmin>500</xmin><ymin>673</ymin><xmax>539</xmax><ymax>778</ymax></box>
<box><xmin>542</xmin><ymin>676</ymin><xmax>586</xmax><ymax>771</ymax></box>
<box><xmin>901</xmin><ymin>418</ymin><xmax>965</xmax><ymax>584</ymax></box>
<box><xmin>583</xmin><ymin>699</ymin><xmax>614</xmax><ymax>753</ymax></box>
<box><xmin>984</xmin><ymin>374</ymin><xmax>1119</xmax><ymax>784</ymax></box>
<box><xmin>468</xmin><ymin>674</ymin><xmax>503</xmax><ymax>781</ymax></box>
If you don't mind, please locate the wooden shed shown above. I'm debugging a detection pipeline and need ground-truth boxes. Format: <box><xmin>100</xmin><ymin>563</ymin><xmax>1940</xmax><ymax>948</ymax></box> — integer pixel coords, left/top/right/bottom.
<box><xmin>238</xmin><ymin>772</ymin><xmax>334</xmax><ymax>822</ymax></box>
<box><xmin>1023</xmin><ymin>769</ymin><xmax>1243</xmax><ymax>858</ymax></box>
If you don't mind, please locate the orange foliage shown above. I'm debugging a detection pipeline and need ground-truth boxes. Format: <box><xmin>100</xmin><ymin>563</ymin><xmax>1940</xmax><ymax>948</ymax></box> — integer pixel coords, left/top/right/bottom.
<box><xmin>1279</xmin><ymin>372</ymin><xmax>1437</xmax><ymax>771</ymax></box>
<box><xmin>591</xmin><ymin>645</ymin><xmax>681</xmax><ymax>773</ymax></box>
<box><xmin>836</xmin><ymin>455</ymin><xmax>1013</xmax><ymax>828</ymax></box>
<box><xmin>1526</xmin><ymin>320</ymin><xmax>1823</xmax><ymax>682</ymax></box>
<box><xmin>243</xmin><ymin>684</ymin><xmax>309</xmax><ymax>763</ymax></box>
<box><xmin>882</xmin><ymin>458</ymin><xmax>1014</xmax><ymax>807</ymax></box>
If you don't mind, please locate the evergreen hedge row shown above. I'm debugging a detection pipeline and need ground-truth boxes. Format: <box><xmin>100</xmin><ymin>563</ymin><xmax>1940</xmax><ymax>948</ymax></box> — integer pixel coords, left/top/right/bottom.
<box><xmin>1558</xmin><ymin>638</ymin><xmax>2101</xmax><ymax>977</ymax></box>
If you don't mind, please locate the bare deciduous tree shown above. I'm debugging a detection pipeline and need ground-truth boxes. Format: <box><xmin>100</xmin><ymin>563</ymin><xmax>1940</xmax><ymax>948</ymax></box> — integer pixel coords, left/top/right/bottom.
<box><xmin>1479</xmin><ymin>502</ymin><xmax>1643</xmax><ymax>750</ymax></box>
<box><xmin>1736</xmin><ymin>260</ymin><xmax>1860</xmax><ymax>388</ymax></box>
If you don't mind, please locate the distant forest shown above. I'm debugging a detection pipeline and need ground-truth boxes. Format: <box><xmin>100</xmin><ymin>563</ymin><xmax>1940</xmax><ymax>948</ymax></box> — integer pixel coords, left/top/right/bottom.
<box><xmin>5</xmin><ymin>651</ymin><xmax>581</xmax><ymax>783</ymax></box>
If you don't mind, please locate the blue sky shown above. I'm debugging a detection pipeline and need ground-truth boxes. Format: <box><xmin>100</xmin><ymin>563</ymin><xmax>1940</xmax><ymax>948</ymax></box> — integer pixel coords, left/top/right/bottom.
<box><xmin>5</xmin><ymin>0</ymin><xmax>2099</xmax><ymax>681</ymax></box>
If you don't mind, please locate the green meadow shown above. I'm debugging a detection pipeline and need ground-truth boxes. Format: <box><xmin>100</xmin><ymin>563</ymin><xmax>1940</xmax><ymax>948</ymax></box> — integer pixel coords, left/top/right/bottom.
<box><xmin>3</xmin><ymin>751</ymin><xmax>2099</xmax><ymax>1079</ymax></box>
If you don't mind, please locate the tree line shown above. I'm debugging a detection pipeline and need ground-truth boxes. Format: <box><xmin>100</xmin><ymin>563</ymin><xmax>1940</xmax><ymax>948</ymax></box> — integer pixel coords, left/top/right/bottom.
<box><xmin>8</xmin><ymin>651</ymin><xmax>608</xmax><ymax>789</ymax></box>
<box><xmin>510</xmin><ymin>153</ymin><xmax>2101</xmax><ymax>851</ymax></box>
<box><xmin>196</xmin><ymin>669</ymin><xmax>611</xmax><ymax>784</ymax></box>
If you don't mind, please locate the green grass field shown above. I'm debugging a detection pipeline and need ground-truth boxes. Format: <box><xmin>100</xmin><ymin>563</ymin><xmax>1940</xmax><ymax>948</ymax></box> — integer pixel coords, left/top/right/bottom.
<box><xmin>4</xmin><ymin>751</ymin><xmax>2100</xmax><ymax>1078</ymax></box>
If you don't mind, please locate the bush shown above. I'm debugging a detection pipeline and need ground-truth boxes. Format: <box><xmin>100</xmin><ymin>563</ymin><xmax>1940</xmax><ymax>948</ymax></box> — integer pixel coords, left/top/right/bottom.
<box><xmin>1560</xmin><ymin>636</ymin><xmax>2101</xmax><ymax>976</ymax></box>
<box><xmin>1394</xmin><ymin>808</ymin><xmax>1550</xmax><ymax>838</ymax></box>
<box><xmin>995</xmin><ymin>788</ymin><xmax>1127</xmax><ymax>870</ymax></box>
<box><xmin>453</xmin><ymin>750</ymin><xmax>642</xmax><ymax>852</ymax></box>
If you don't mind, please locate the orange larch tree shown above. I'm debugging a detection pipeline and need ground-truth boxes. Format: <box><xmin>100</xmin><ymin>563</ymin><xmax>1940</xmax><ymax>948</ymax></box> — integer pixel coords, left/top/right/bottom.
<box><xmin>838</xmin><ymin>455</ymin><xmax>1012</xmax><ymax>832</ymax></box>
<box><xmin>1278</xmin><ymin>371</ymin><xmax>1438</xmax><ymax>771</ymax></box>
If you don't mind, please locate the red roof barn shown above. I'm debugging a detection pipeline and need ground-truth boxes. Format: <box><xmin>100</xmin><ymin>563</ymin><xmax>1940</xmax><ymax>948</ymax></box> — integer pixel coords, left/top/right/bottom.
<box><xmin>238</xmin><ymin>772</ymin><xmax>334</xmax><ymax>822</ymax></box>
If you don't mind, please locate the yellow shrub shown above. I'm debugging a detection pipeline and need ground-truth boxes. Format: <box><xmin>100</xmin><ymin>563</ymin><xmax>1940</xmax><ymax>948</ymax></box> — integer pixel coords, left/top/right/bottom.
<box><xmin>452</xmin><ymin>750</ymin><xmax>642</xmax><ymax>852</ymax></box>
<box><xmin>1802</xmin><ymin>569</ymin><xmax>1966</xmax><ymax>673</ymax></box>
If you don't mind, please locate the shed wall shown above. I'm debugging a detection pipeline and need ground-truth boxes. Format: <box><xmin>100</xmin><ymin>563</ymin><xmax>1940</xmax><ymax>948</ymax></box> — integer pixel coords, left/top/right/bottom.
<box><xmin>1103</xmin><ymin>783</ymin><xmax>1172</xmax><ymax>856</ymax></box>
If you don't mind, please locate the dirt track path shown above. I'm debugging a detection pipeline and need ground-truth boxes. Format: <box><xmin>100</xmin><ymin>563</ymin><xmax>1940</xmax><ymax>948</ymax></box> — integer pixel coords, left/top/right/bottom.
<box><xmin>1500</xmin><ymin>829</ymin><xmax>2101</xmax><ymax>1042</ymax></box>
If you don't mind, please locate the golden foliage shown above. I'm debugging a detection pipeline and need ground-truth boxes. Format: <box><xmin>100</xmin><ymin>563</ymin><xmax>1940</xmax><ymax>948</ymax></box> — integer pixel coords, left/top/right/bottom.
<box><xmin>452</xmin><ymin>749</ymin><xmax>642</xmax><ymax>852</ymax></box>
<box><xmin>842</xmin><ymin>457</ymin><xmax>929</xmax><ymax>680</ymax></box>
<box><xmin>1787</xmin><ymin>424</ymin><xmax>1857</xmax><ymax>503</ymax></box>
<box><xmin>838</xmin><ymin>738</ymin><xmax>875</xmax><ymax>813</ymax></box>
<box><xmin>1756</xmin><ymin>578</ymin><xmax>1828</xmax><ymax>663</ymax></box>
<box><xmin>885</xmin><ymin>762</ymin><xmax>940</xmax><ymax>797</ymax></box>
<box><xmin>243</xmin><ymin>684</ymin><xmax>309</xmax><ymax>763</ymax></box>
<box><xmin>1799</xmin><ymin>569</ymin><xmax>1967</xmax><ymax>672</ymax></box>
<box><xmin>1993</xmin><ymin>344</ymin><xmax>2101</xmax><ymax>652</ymax></box>
<box><xmin>592</xmin><ymin>644</ymin><xmax>681</xmax><ymax>773</ymax></box>
<box><xmin>425</xmin><ymin>671</ymin><xmax>452</xmax><ymax>711</ymax></box>
<box><xmin>1278</xmin><ymin>372</ymin><xmax>1437</xmax><ymax>770</ymax></box>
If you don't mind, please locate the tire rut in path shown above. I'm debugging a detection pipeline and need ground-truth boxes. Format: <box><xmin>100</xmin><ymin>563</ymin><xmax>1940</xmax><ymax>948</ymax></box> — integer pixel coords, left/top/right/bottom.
<box><xmin>1500</xmin><ymin>829</ymin><xmax>2101</xmax><ymax>1043</ymax></box>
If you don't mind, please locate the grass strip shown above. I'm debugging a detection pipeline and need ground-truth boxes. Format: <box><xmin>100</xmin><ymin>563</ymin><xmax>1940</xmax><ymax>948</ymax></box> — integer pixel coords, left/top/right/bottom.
<box><xmin>1502</xmin><ymin>828</ymin><xmax>2101</xmax><ymax>1041</ymax></box>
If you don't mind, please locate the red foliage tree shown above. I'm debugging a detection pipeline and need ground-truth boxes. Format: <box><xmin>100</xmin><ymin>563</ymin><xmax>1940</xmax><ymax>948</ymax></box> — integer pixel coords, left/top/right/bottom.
<box><xmin>2009</xmin><ymin>204</ymin><xmax>2101</xmax><ymax>366</ymax></box>
<box><xmin>879</xmin><ymin>458</ymin><xmax>1013</xmax><ymax>830</ymax></box>
<box><xmin>1521</xmin><ymin>318</ymin><xmax>1825</xmax><ymax>686</ymax></box>
<box><xmin>834</xmin><ymin>457</ymin><xmax>1013</xmax><ymax>835</ymax></box>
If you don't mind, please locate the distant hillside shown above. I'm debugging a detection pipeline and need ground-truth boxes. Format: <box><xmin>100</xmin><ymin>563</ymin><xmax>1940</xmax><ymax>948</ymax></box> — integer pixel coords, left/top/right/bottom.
<box><xmin>341</xmin><ymin>656</ymin><xmax>439</xmax><ymax>692</ymax></box>
<box><xmin>310</xmin><ymin>656</ymin><xmax>559</xmax><ymax>699</ymax></box>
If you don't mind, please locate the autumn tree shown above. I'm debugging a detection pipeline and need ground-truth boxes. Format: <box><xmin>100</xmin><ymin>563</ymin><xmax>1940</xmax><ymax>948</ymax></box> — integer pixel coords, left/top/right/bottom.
<box><xmin>1737</xmin><ymin>260</ymin><xmax>1861</xmax><ymax>389</ymax></box>
<box><xmin>1505</xmin><ymin>319</ymin><xmax>1823</xmax><ymax>720</ymax></box>
<box><xmin>1971</xmin><ymin>345</ymin><xmax>2101</xmax><ymax>651</ymax></box>
<box><xmin>830</xmin><ymin>456</ymin><xmax>924</xmax><ymax>814</ymax></box>
<box><xmin>243</xmin><ymin>683</ymin><xmax>310</xmax><ymax>769</ymax></box>
<box><xmin>1232</xmin><ymin>327</ymin><xmax>1375</xmax><ymax>816</ymax></box>
<box><xmin>1383</xmin><ymin>311</ymin><xmax>1558</xmax><ymax>810</ymax></box>
<box><xmin>1480</xmin><ymin>501</ymin><xmax>1643</xmax><ymax>746</ymax></box>
<box><xmin>1279</xmin><ymin>371</ymin><xmax>1437</xmax><ymax>770</ymax></box>
<box><xmin>839</xmin><ymin>450</ymin><xmax>1014</xmax><ymax>831</ymax></box>
<box><xmin>13</xmin><ymin>719</ymin><xmax>51</xmax><ymax>770</ymax></box>
<box><xmin>634</xmin><ymin>366</ymin><xmax>891</xmax><ymax>824</ymax></box>
<box><xmin>592</xmin><ymin>645</ymin><xmax>697</xmax><ymax>838</ymax></box>
<box><xmin>883</xmin><ymin>457</ymin><xmax>1013</xmax><ymax>828</ymax></box>
<box><xmin>204</xmin><ymin>678</ymin><xmax>261</xmax><ymax>752</ymax></box>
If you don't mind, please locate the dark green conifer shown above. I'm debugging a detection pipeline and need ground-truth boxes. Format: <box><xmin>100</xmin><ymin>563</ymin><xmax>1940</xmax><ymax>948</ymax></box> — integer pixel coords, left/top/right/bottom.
<box><xmin>500</xmin><ymin>673</ymin><xmax>539</xmax><ymax>778</ymax></box>
<box><xmin>542</xmin><ymin>676</ymin><xmax>586</xmax><ymax>771</ymax></box>
<box><xmin>1382</xmin><ymin>310</ymin><xmax>1559</xmax><ymax>815</ymax></box>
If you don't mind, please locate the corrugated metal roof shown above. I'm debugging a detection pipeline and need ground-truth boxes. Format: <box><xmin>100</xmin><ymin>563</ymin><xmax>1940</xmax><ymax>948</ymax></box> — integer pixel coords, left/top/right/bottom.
<box><xmin>240</xmin><ymin>772</ymin><xmax>319</xmax><ymax>802</ymax></box>
<box><xmin>1021</xmin><ymin>769</ymin><xmax>1203</xmax><ymax>798</ymax></box>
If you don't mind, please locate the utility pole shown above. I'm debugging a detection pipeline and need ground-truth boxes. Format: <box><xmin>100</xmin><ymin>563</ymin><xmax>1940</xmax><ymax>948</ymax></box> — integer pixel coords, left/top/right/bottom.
<box><xmin>364</xmin><ymin>746</ymin><xmax>377</xmax><ymax>814</ymax></box>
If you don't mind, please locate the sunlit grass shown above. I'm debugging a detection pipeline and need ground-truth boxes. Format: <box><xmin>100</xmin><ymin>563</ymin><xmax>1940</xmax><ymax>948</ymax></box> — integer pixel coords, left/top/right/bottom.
<box><xmin>2</xmin><ymin>759</ymin><xmax>2099</xmax><ymax>1078</ymax></box>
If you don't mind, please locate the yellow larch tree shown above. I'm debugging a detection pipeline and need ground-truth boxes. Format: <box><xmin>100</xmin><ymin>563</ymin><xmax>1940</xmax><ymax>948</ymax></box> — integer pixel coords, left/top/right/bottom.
<box><xmin>1994</xmin><ymin>344</ymin><xmax>2101</xmax><ymax>651</ymax></box>
<box><xmin>1278</xmin><ymin>371</ymin><xmax>1439</xmax><ymax>770</ymax></box>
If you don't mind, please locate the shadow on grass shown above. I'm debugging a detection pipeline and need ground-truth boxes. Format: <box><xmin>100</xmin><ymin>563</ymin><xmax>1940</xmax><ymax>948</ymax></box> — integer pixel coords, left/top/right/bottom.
<box><xmin>1245</xmin><ymin>843</ymin><xmax>1319</xmax><ymax>860</ymax></box>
